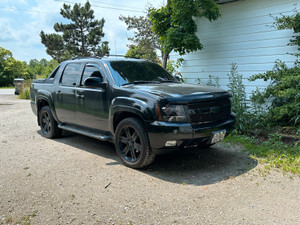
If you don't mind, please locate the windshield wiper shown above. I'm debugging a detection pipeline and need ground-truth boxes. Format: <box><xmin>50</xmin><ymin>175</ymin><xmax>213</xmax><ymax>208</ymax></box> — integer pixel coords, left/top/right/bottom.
<box><xmin>122</xmin><ymin>81</ymin><xmax>160</xmax><ymax>86</ymax></box>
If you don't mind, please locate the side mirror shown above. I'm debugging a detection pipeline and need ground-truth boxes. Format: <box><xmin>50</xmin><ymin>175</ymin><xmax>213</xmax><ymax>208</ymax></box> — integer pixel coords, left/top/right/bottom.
<box><xmin>84</xmin><ymin>77</ymin><xmax>103</xmax><ymax>88</ymax></box>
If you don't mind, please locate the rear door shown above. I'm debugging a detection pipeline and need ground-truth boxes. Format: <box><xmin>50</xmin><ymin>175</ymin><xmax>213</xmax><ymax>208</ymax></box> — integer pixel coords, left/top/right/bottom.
<box><xmin>75</xmin><ymin>63</ymin><xmax>110</xmax><ymax>131</ymax></box>
<box><xmin>54</xmin><ymin>63</ymin><xmax>82</xmax><ymax>124</ymax></box>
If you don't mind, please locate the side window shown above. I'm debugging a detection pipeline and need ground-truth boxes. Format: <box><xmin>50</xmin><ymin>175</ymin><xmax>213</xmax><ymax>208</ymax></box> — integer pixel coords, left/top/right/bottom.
<box><xmin>81</xmin><ymin>64</ymin><xmax>104</xmax><ymax>86</ymax></box>
<box><xmin>49</xmin><ymin>66</ymin><xmax>60</xmax><ymax>79</ymax></box>
<box><xmin>60</xmin><ymin>63</ymin><xmax>81</xmax><ymax>86</ymax></box>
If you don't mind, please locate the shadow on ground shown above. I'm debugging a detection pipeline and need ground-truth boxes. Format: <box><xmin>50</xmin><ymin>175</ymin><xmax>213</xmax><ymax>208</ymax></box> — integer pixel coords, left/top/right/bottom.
<box><xmin>41</xmin><ymin>130</ymin><xmax>258</xmax><ymax>186</ymax></box>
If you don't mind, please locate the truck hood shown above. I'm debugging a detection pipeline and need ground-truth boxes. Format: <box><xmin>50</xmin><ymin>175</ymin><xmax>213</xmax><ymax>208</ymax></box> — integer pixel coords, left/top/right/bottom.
<box><xmin>123</xmin><ymin>82</ymin><xmax>229</xmax><ymax>101</ymax></box>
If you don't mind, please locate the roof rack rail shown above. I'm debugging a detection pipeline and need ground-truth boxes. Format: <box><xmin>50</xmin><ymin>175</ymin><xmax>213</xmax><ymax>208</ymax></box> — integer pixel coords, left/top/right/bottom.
<box><xmin>70</xmin><ymin>56</ymin><xmax>103</xmax><ymax>60</ymax></box>
<box><xmin>70</xmin><ymin>55</ymin><xmax>149</xmax><ymax>61</ymax></box>
<box><xmin>104</xmin><ymin>55</ymin><xmax>148</xmax><ymax>60</ymax></box>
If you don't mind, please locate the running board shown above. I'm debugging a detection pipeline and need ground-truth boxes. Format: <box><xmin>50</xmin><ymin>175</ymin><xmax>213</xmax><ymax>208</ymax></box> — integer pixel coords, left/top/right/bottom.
<box><xmin>58</xmin><ymin>124</ymin><xmax>113</xmax><ymax>142</ymax></box>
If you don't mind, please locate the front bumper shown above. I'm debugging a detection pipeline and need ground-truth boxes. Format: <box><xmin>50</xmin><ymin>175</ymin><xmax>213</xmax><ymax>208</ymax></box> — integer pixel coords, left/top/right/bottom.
<box><xmin>146</xmin><ymin>115</ymin><xmax>235</xmax><ymax>154</ymax></box>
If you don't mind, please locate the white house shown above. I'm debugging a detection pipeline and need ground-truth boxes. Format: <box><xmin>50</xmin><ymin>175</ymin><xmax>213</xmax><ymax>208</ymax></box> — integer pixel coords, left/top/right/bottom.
<box><xmin>175</xmin><ymin>0</ymin><xmax>299</xmax><ymax>96</ymax></box>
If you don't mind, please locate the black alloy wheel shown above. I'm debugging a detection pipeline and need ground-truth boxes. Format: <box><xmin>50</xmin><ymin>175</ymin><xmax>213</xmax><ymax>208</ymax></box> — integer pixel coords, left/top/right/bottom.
<box><xmin>115</xmin><ymin>118</ymin><xmax>155</xmax><ymax>168</ymax></box>
<box><xmin>39</xmin><ymin>106</ymin><xmax>61</xmax><ymax>138</ymax></box>
<box><xmin>41</xmin><ymin>111</ymin><xmax>51</xmax><ymax>135</ymax></box>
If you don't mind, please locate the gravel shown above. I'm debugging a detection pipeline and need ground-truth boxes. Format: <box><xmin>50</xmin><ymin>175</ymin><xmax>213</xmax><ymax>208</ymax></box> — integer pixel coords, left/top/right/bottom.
<box><xmin>0</xmin><ymin>92</ymin><xmax>299</xmax><ymax>225</ymax></box>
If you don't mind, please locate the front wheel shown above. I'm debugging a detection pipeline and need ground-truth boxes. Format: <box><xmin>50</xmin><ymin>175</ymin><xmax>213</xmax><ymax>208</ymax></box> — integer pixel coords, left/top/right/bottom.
<box><xmin>39</xmin><ymin>106</ymin><xmax>61</xmax><ymax>138</ymax></box>
<box><xmin>115</xmin><ymin>118</ymin><xmax>155</xmax><ymax>169</ymax></box>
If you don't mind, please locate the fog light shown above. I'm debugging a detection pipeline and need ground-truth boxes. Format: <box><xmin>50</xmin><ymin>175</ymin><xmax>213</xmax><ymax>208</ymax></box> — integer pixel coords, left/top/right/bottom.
<box><xmin>165</xmin><ymin>140</ymin><xmax>177</xmax><ymax>147</ymax></box>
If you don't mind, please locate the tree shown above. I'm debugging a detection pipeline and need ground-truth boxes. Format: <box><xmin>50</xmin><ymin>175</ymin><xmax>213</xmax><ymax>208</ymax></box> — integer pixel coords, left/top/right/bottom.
<box><xmin>125</xmin><ymin>40</ymin><xmax>160</xmax><ymax>63</ymax></box>
<box><xmin>150</xmin><ymin>0</ymin><xmax>220</xmax><ymax>68</ymax></box>
<box><xmin>0</xmin><ymin>47</ymin><xmax>31</xmax><ymax>87</ymax></box>
<box><xmin>41</xmin><ymin>1</ymin><xmax>109</xmax><ymax>62</ymax></box>
<box><xmin>120</xmin><ymin>10</ymin><xmax>161</xmax><ymax>63</ymax></box>
<box><xmin>28</xmin><ymin>59</ymin><xmax>59</xmax><ymax>78</ymax></box>
<box><xmin>120</xmin><ymin>12</ymin><xmax>160</xmax><ymax>50</ymax></box>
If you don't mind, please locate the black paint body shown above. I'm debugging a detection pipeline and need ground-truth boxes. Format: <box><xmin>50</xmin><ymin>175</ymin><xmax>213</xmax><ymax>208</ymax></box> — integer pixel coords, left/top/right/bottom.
<box><xmin>30</xmin><ymin>58</ymin><xmax>235</xmax><ymax>153</ymax></box>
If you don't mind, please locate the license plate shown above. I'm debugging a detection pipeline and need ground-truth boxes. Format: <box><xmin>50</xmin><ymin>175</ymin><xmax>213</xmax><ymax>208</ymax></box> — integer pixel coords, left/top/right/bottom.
<box><xmin>209</xmin><ymin>129</ymin><xmax>226</xmax><ymax>144</ymax></box>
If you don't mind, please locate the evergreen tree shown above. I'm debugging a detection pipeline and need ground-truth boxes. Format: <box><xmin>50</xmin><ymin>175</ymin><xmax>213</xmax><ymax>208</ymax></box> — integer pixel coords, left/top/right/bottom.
<box><xmin>120</xmin><ymin>10</ymin><xmax>160</xmax><ymax>63</ymax></box>
<box><xmin>41</xmin><ymin>1</ymin><xmax>109</xmax><ymax>62</ymax></box>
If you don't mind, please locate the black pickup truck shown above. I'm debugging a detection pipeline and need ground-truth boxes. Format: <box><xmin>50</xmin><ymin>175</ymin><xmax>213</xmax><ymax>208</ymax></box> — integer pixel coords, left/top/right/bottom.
<box><xmin>30</xmin><ymin>57</ymin><xmax>235</xmax><ymax>168</ymax></box>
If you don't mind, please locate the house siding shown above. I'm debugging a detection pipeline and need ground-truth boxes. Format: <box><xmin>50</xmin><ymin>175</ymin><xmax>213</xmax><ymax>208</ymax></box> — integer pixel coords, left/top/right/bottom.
<box><xmin>175</xmin><ymin>0</ymin><xmax>299</xmax><ymax>96</ymax></box>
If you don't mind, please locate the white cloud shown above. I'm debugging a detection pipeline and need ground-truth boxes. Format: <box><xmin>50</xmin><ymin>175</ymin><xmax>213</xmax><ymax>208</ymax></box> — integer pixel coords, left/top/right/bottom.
<box><xmin>0</xmin><ymin>0</ymin><xmax>27</xmax><ymax>7</ymax></box>
<box><xmin>0</xmin><ymin>0</ymin><xmax>165</xmax><ymax>61</ymax></box>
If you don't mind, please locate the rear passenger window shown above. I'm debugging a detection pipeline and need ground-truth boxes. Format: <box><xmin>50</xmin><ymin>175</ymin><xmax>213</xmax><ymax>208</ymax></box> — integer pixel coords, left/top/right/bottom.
<box><xmin>81</xmin><ymin>65</ymin><xmax>103</xmax><ymax>86</ymax></box>
<box><xmin>49</xmin><ymin>66</ymin><xmax>60</xmax><ymax>79</ymax></box>
<box><xmin>60</xmin><ymin>63</ymin><xmax>81</xmax><ymax>86</ymax></box>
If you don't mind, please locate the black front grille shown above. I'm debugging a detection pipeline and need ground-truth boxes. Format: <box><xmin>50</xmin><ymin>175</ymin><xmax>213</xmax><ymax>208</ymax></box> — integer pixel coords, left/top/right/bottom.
<box><xmin>188</xmin><ymin>99</ymin><xmax>231</xmax><ymax>125</ymax></box>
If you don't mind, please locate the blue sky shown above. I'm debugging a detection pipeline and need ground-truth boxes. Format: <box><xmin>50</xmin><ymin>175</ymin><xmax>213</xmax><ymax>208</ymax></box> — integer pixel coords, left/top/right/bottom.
<box><xmin>0</xmin><ymin>0</ymin><xmax>163</xmax><ymax>62</ymax></box>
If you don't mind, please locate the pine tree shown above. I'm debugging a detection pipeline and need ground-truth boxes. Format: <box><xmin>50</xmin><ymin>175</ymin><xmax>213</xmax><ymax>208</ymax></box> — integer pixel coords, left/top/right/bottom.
<box><xmin>41</xmin><ymin>1</ymin><xmax>109</xmax><ymax>62</ymax></box>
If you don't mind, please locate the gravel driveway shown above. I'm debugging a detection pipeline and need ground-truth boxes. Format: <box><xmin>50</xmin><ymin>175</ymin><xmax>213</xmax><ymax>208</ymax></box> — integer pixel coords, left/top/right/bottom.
<box><xmin>0</xmin><ymin>92</ymin><xmax>299</xmax><ymax>225</ymax></box>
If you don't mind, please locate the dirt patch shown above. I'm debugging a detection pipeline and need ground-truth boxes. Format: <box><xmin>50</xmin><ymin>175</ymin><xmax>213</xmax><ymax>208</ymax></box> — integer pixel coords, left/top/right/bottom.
<box><xmin>0</xmin><ymin>94</ymin><xmax>299</xmax><ymax>225</ymax></box>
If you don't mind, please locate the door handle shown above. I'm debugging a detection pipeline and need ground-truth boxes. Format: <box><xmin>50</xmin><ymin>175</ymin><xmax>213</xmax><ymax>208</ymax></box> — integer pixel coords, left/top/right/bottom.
<box><xmin>56</xmin><ymin>90</ymin><xmax>62</xmax><ymax>95</ymax></box>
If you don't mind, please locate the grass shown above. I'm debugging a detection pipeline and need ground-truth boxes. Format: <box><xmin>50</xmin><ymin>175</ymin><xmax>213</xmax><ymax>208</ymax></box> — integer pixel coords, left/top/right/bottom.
<box><xmin>0</xmin><ymin>86</ymin><xmax>14</xmax><ymax>89</ymax></box>
<box><xmin>225</xmin><ymin>133</ymin><xmax>300</xmax><ymax>176</ymax></box>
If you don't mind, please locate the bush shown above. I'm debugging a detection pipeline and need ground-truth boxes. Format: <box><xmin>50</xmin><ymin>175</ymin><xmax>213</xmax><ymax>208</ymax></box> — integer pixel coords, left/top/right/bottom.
<box><xmin>249</xmin><ymin>61</ymin><xmax>300</xmax><ymax>126</ymax></box>
<box><xmin>18</xmin><ymin>89</ymin><xmax>30</xmax><ymax>100</ymax></box>
<box><xmin>227</xmin><ymin>63</ymin><xmax>247</xmax><ymax>124</ymax></box>
<box><xmin>226</xmin><ymin>63</ymin><xmax>269</xmax><ymax>134</ymax></box>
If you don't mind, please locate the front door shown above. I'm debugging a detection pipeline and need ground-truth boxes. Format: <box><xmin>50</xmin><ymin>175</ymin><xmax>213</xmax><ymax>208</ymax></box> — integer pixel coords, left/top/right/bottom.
<box><xmin>75</xmin><ymin>63</ymin><xmax>109</xmax><ymax>132</ymax></box>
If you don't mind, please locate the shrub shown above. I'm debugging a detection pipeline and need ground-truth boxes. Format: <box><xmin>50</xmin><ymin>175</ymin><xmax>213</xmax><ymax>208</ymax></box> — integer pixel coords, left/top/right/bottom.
<box><xmin>206</xmin><ymin>75</ymin><xmax>220</xmax><ymax>87</ymax></box>
<box><xmin>195</xmin><ymin>75</ymin><xmax>220</xmax><ymax>87</ymax></box>
<box><xmin>166</xmin><ymin>58</ymin><xmax>184</xmax><ymax>79</ymax></box>
<box><xmin>226</xmin><ymin>63</ymin><xmax>269</xmax><ymax>134</ymax></box>
<box><xmin>249</xmin><ymin>61</ymin><xmax>300</xmax><ymax>126</ymax></box>
<box><xmin>227</xmin><ymin>63</ymin><xmax>248</xmax><ymax>132</ymax></box>
<box><xmin>18</xmin><ymin>88</ymin><xmax>30</xmax><ymax>100</ymax></box>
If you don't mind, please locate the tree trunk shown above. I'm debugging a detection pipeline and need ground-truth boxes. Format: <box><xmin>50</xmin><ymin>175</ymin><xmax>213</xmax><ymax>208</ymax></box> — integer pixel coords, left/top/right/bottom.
<box><xmin>161</xmin><ymin>52</ymin><xmax>169</xmax><ymax>69</ymax></box>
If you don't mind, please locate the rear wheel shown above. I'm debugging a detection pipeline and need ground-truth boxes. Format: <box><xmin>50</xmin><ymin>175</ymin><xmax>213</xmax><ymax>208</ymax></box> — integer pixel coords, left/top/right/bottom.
<box><xmin>115</xmin><ymin>118</ymin><xmax>155</xmax><ymax>168</ymax></box>
<box><xmin>39</xmin><ymin>106</ymin><xmax>61</xmax><ymax>138</ymax></box>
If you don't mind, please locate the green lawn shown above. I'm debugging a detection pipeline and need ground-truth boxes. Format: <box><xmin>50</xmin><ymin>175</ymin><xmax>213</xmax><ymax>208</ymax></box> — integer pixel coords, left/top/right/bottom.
<box><xmin>225</xmin><ymin>133</ymin><xmax>300</xmax><ymax>176</ymax></box>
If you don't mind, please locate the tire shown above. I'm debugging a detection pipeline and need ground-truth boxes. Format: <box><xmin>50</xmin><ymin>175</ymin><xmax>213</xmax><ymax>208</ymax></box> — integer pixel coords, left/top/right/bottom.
<box><xmin>115</xmin><ymin>118</ymin><xmax>155</xmax><ymax>169</ymax></box>
<box><xmin>39</xmin><ymin>106</ymin><xmax>62</xmax><ymax>138</ymax></box>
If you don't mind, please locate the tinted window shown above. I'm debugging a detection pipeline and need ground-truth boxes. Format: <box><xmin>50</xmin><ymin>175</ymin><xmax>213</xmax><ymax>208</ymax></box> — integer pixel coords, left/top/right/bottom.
<box><xmin>81</xmin><ymin>65</ymin><xmax>103</xmax><ymax>86</ymax></box>
<box><xmin>109</xmin><ymin>61</ymin><xmax>178</xmax><ymax>86</ymax></box>
<box><xmin>49</xmin><ymin>66</ymin><xmax>60</xmax><ymax>79</ymax></box>
<box><xmin>60</xmin><ymin>63</ymin><xmax>81</xmax><ymax>86</ymax></box>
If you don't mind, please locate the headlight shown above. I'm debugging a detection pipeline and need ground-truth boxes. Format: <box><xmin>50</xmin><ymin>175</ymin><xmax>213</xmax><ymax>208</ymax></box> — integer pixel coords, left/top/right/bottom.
<box><xmin>158</xmin><ymin>104</ymin><xmax>188</xmax><ymax>122</ymax></box>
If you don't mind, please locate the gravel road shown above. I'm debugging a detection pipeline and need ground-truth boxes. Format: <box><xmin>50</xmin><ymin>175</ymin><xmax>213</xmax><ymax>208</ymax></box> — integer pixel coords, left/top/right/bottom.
<box><xmin>0</xmin><ymin>92</ymin><xmax>299</xmax><ymax>225</ymax></box>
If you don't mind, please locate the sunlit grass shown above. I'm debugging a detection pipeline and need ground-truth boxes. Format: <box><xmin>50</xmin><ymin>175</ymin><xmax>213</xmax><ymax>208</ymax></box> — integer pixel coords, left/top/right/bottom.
<box><xmin>225</xmin><ymin>133</ymin><xmax>300</xmax><ymax>176</ymax></box>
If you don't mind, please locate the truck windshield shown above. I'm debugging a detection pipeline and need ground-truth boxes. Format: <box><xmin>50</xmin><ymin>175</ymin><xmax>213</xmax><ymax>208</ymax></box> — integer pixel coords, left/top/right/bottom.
<box><xmin>109</xmin><ymin>61</ymin><xmax>178</xmax><ymax>86</ymax></box>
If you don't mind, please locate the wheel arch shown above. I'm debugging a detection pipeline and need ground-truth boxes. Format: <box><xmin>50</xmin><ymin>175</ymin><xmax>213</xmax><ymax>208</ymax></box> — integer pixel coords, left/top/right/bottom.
<box><xmin>112</xmin><ymin>111</ymin><xmax>145</xmax><ymax>134</ymax></box>
<box><xmin>110</xmin><ymin>97</ymin><xmax>154</xmax><ymax>135</ymax></box>
<box><xmin>36</xmin><ymin>91</ymin><xmax>58</xmax><ymax>125</ymax></box>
